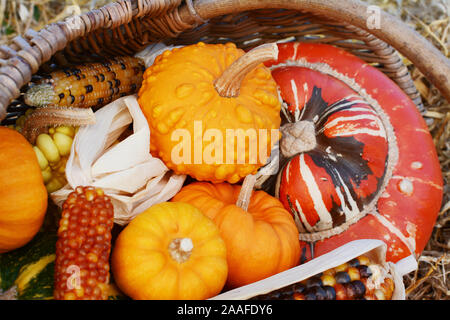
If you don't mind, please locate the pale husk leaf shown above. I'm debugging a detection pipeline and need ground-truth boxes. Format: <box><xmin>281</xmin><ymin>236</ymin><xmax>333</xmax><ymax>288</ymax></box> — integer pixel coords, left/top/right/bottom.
<box><xmin>211</xmin><ymin>239</ymin><xmax>414</xmax><ymax>300</ymax></box>
<box><xmin>51</xmin><ymin>95</ymin><xmax>186</xmax><ymax>225</ymax></box>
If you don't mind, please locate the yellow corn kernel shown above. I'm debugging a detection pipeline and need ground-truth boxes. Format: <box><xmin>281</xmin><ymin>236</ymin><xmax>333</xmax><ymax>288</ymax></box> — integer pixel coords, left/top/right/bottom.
<box><xmin>36</xmin><ymin>134</ymin><xmax>60</xmax><ymax>163</ymax></box>
<box><xmin>55</xmin><ymin>126</ymin><xmax>75</xmax><ymax>137</ymax></box>
<box><xmin>33</xmin><ymin>146</ymin><xmax>49</xmax><ymax>170</ymax></box>
<box><xmin>58</xmin><ymin>160</ymin><xmax>67</xmax><ymax>174</ymax></box>
<box><xmin>320</xmin><ymin>274</ymin><xmax>336</xmax><ymax>287</ymax></box>
<box><xmin>334</xmin><ymin>263</ymin><xmax>348</xmax><ymax>272</ymax></box>
<box><xmin>53</xmin><ymin>132</ymin><xmax>73</xmax><ymax>156</ymax></box>
<box><xmin>46</xmin><ymin>177</ymin><xmax>64</xmax><ymax>193</ymax></box>
<box><xmin>41</xmin><ymin>166</ymin><xmax>53</xmax><ymax>184</ymax></box>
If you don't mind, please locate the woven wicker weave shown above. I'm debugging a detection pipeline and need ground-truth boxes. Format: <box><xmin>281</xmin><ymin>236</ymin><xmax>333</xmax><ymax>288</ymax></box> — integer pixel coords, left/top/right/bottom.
<box><xmin>1</xmin><ymin>0</ymin><xmax>450</xmax><ymax>122</ymax></box>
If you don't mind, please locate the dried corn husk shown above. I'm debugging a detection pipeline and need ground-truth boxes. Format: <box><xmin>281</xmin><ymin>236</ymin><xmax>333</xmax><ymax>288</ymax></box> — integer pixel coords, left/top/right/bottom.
<box><xmin>51</xmin><ymin>95</ymin><xmax>186</xmax><ymax>225</ymax></box>
<box><xmin>211</xmin><ymin>239</ymin><xmax>415</xmax><ymax>300</ymax></box>
<box><xmin>135</xmin><ymin>42</ymin><xmax>183</xmax><ymax>68</ymax></box>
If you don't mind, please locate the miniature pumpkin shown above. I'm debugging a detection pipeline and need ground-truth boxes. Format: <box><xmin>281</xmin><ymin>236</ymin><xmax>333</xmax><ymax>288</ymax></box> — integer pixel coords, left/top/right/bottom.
<box><xmin>173</xmin><ymin>175</ymin><xmax>301</xmax><ymax>289</ymax></box>
<box><xmin>0</xmin><ymin>127</ymin><xmax>48</xmax><ymax>253</ymax></box>
<box><xmin>111</xmin><ymin>202</ymin><xmax>228</xmax><ymax>300</ymax></box>
<box><xmin>259</xmin><ymin>43</ymin><xmax>443</xmax><ymax>265</ymax></box>
<box><xmin>138</xmin><ymin>42</ymin><xmax>281</xmax><ymax>183</ymax></box>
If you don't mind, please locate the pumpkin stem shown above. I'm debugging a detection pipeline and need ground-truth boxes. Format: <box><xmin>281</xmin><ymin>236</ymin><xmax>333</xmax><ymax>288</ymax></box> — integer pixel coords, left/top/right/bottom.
<box><xmin>21</xmin><ymin>107</ymin><xmax>96</xmax><ymax>144</ymax></box>
<box><xmin>236</xmin><ymin>174</ymin><xmax>257</xmax><ymax>212</ymax></box>
<box><xmin>280</xmin><ymin>121</ymin><xmax>317</xmax><ymax>158</ymax></box>
<box><xmin>214</xmin><ymin>43</ymin><xmax>278</xmax><ymax>98</ymax></box>
<box><xmin>168</xmin><ymin>237</ymin><xmax>194</xmax><ymax>263</ymax></box>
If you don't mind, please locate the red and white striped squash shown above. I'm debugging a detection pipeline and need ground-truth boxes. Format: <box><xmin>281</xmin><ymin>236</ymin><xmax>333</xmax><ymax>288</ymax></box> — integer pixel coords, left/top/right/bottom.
<box><xmin>263</xmin><ymin>43</ymin><xmax>443</xmax><ymax>265</ymax></box>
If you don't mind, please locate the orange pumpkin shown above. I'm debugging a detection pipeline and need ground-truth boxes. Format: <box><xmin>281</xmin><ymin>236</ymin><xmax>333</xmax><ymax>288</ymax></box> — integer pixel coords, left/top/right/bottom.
<box><xmin>111</xmin><ymin>202</ymin><xmax>228</xmax><ymax>300</ymax></box>
<box><xmin>173</xmin><ymin>175</ymin><xmax>301</xmax><ymax>289</ymax></box>
<box><xmin>0</xmin><ymin>127</ymin><xmax>48</xmax><ymax>253</ymax></box>
<box><xmin>138</xmin><ymin>42</ymin><xmax>281</xmax><ymax>184</ymax></box>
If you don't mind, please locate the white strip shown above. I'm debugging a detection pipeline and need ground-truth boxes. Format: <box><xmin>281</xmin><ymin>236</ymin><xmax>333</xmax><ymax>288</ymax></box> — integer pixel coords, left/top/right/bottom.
<box><xmin>290</xmin><ymin>79</ymin><xmax>300</xmax><ymax>121</ymax></box>
<box><xmin>291</xmin><ymin>42</ymin><xmax>300</xmax><ymax>60</ymax></box>
<box><xmin>336</xmin><ymin>106</ymin><xmax>378</xmax><ymax>114</ymax></box>
<box><xmin>295</xmin><ymin>199</ymin><xmax>313</xmax><ymax>233</ymax></box>
<box><xmin>318</xmin><ymin>99</ymin><xmax>362</xmax><ymax>122</ymax></box>
<box><xmin>334</xmin><ymin>169</ymin><xmax>360</xmax><ymax>220</ymax></box>
<box><xmin>285</xmin><ymin>161</ymin><xmax>291</xmax><ymax>184</ymax></box>
<box><xmin>329</xmin><ymin>99</ymin><xmax>368</xmax><ymax>110</ymax></box>
<box><xmin>299</xmin><ymin>154</ymin><xmax>333</xmax><ymax>230</ymax></box>
<box><xmin>332</xmin><ymin>128</ymin><xmax>386</xmax><ymax>138</ymax></box>
<box><xmin>323</xmin><ymin>114</ymin><xmax>384</xmax><ymax>133</ymax></box>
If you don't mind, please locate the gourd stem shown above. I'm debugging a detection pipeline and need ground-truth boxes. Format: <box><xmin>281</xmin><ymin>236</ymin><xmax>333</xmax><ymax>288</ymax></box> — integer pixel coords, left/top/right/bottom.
<box><xmin>214</xmin><ymin>43</ymin><xmax>278</xmax><ymax>98</ymax></box>
<box><xmin>168</xmin><ymin>237</ymin><xmax>194</xmax><ymax>264</ymax></box>
<box><xmin>236</xmin><ymin>174</ymin><xmax>257</xmax><ymax>212</ymax></box>
<box><xmin>280</xmin><ymin>121</ymin><xmax>317</xmax><ymax>158</ymax></box>
<box><xmin>21</xmin><ymin>107</ymin><xmax>96</xmax><ymax>144</ymax></box>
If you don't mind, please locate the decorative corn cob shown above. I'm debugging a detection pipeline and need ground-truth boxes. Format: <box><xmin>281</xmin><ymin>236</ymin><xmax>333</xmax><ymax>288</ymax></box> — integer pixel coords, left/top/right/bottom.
<box><xmin>24</xmin><ymin>56</ymin><xmax>145</xmax><ymax>109</ymax></box>
<box><xmin>54</xmin><ymin>186</ymin><xmax>114</xmax><ymax>300</ymax></box>
<box><xmin>252</xmin><ymin>255</ymin><xmax>395</xmax><ymax>300</ymax></box>
<box><xmin>10</xmin><ymin>107</ymin><xmax>96</xmax><ymax>193</ymax></box>
<box><xmin>33</xmin><ymin>125</ymin><xmax>77</xmax><ymax>193</ymax></box>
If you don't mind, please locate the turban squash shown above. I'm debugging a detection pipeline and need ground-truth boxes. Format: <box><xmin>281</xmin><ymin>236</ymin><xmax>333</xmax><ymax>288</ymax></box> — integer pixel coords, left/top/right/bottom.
<box><xmin>260</xmin><ymin>43</ymin><xmax>443</xmax><ymax>265</ymax></box>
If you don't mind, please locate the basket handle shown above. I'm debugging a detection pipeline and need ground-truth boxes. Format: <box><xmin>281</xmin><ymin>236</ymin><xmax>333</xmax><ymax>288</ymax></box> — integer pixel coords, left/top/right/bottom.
<box><xmin>178</xmin><ymin>0</ymin><xmax>450</xmax><ymax>104</ymax></box>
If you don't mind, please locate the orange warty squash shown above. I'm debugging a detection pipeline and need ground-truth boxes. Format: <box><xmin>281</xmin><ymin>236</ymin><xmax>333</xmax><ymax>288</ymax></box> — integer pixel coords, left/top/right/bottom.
<box><xmin>111</xmin><ymin>202</ymin><xmax>228</xmax><ymax>300</ymax></box>
<box><xmin>0</xmin><ymin>127</ymin><xmax>48</xmax><ymax>253</ymax></box>
<box><xmin>138</xmin><ymin>42</ymin><xmax>281</xmax><ymax>184</ymax></box>
<box><xmin>172</xmin><ymin>175</ymin><xmax>301</xmax><ymax>289</ymax></box>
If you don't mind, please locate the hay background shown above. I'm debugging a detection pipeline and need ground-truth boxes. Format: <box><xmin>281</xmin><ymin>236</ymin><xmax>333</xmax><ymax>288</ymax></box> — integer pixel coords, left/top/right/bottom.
<box><xmin>0</xmin><ymin>0</ymin><xmax>448</xmax><ymax>300</ymax></box>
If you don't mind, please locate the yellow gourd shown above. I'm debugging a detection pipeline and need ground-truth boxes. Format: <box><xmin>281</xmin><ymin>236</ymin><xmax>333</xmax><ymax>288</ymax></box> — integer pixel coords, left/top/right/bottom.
<box><xmin>111</xmin><ymin>202</ymin><xmax>228</xmax><ymax>300</ymax></box>
<box><xmin>138</xmin><ymin>42</ymin><xmax>281</xmax><ymax>183</ymax></box>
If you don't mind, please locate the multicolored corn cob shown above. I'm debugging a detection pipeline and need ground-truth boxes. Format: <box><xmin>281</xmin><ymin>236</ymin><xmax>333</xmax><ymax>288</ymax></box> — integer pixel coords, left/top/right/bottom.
<box><xmin>24</xmin><ymin>56</ymin><xmax>145</xmax><ymax>109</ymax></box>
<box><xmin>54</xmin><ymin>186</ymin><xmax>114</xmax><ymax>300</ymax></box>
<box><xmin>252</xmin><ymin>255</ymin><xmax>395</xmax><ymax>300</ymax></box>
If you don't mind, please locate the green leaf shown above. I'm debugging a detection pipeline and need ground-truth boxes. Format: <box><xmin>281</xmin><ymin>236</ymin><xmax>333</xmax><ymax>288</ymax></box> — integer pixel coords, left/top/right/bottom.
<box><xmin>33</xmin><ymin>5</ymin><xmax>41</xmax><ymax>22</ymax></box>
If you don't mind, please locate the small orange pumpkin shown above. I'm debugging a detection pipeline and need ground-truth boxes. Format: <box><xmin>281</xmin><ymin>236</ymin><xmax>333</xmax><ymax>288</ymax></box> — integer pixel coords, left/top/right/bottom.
<box><xmin>173</xmin><ymin>175</ymin><xmax>301</xmax><ymax>289</ymax></box>
<box><xmin>0</xmin><ymin>127</ymin><xmax>48</xmax><ymax>253</ymax></box>
<box><xmin>111</xmin><ymin>202</ymin><xmax>228</xmax><ymax>300</ymax></box>
<box><xmin>138</xmin><ymin>42</ymin><xmax>281</xmax><ymax>183</ymax></box>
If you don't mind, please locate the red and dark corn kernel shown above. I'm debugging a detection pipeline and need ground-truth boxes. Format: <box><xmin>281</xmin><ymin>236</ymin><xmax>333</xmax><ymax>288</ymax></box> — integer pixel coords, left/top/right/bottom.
<box><xmin>54</xmin><ymin>186</ymin><xmax>114</xmax><ymax>300</ymax></box>
<box><xmin>251</xmin><ymin>255</ymin><xmax>395</xmax><ymax>300</ymax></box>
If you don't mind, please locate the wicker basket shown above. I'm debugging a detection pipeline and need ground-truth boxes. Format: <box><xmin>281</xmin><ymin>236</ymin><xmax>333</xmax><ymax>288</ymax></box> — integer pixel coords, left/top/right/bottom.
<box><xmin>1</xmin><ymin>0</ymin><xmax>450</xmax><ymax>123</ymax></box>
